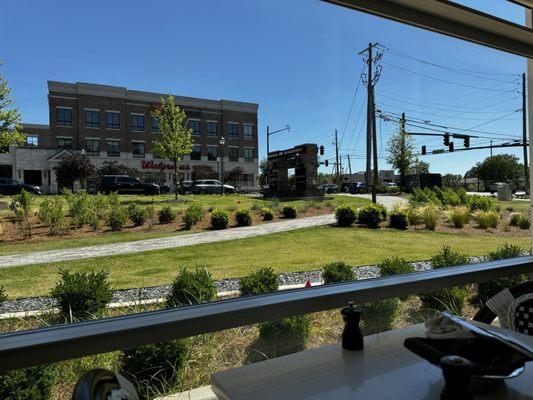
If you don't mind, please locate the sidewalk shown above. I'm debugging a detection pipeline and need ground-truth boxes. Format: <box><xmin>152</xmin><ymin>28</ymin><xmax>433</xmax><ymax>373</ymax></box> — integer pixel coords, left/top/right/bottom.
<box><xmin>0</xmin><ymin>214</ymin><xmax>336</xmax><ymax>269</ymax></box>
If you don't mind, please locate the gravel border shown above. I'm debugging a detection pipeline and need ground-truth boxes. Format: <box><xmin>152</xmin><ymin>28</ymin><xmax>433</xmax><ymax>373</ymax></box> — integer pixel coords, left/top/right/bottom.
<box><xmin>0</xmin><ymin>257</ymin><xmax>484</xmax><ymax>315</ymax></box>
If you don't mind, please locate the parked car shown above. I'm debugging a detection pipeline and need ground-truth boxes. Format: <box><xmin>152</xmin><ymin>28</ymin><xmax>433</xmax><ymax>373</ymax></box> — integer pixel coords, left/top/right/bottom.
<box><xmin>318</xmin><ymin>184</ymin><xmax>338</xmax><ymax>194</ymax></box>
<box><xmin>146</xmin><ymin>181</ymin><xmax>171</xmax><ymax>194</ymax></box>
<box><xmin>100</xmin><ymin>175</ymin><xmax>160</xmax><ymax>195</ymax></box>
<box><xmin>0</xmin><ymin>178</ymin><xmax>42</xmax><ymax>195</ymax></box>
<box><xmin>383</xmin><ymin>182</ymin><xmax>397</xmax><ymax>187</ymax></box>
<box><xmin>179</xmin><ymin>180</ymin><xmax>194</xmax><ymax>195</ymax></box>
<box><xmin>191</xmin><ymin>180</ymin><xmax>236</xmax><ymax>194</ymax></box>
<box><xmin>489</xmin><ymin>182</ymin><xmax>516</xmax><ymax>195</ymax></box>
<box><xmin>345</xmin><ymin>182</ymin><xmax>367</xmax><ymax>194</ymax></box>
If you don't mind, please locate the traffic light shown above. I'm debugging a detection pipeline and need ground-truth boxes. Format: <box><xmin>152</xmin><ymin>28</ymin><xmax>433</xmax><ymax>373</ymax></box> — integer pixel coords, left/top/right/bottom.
<box><xmin>324</xmin><ymin>160</ymin><xmax>329</xmax><ymax>167</ymax></box>
<box><xmin>443</xmin><ymin>133</ymin><xmax>450</xmax><ymax>146</ymax></box>
<box><xmin>464</xmin><ymin>137</ymin><xmax>470</xmax><ymax>148</ymax></box>
<box><xmin>319</xmin><ymin>145</ymin><xmax>325</xmax><ymax>156</ymax></box>
<box><xmin>421</xmin><ymin>145</ymin><xmax>426</xmax><ymax>155</ymax></box>
<box><xmin>449</xmin><ymin>142</ymin><xmax>454</xmax><ymax>152</ymax></box>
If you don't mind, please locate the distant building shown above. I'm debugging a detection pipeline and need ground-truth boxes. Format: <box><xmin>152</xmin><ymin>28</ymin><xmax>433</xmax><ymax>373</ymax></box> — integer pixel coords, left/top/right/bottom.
<box><xmin>342</xmin><ymin>170</ymin><xmax>399</xmax><ymax>185</ymax></box>
<box><xmin>0</xmin><ymin>81</ymin><xmax>259</xmax><ymax>193</ymax></box>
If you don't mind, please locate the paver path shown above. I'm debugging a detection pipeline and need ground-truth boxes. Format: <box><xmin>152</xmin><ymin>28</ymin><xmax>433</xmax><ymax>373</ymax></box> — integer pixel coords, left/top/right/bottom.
<box><xmin>0</xmin><ymin>214</ymin><xmax>336</xmax><ymax>269</ymax></box>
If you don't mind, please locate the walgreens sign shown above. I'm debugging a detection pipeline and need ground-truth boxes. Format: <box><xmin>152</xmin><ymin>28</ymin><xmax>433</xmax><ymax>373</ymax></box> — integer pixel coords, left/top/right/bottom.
<box><xmin>141</xmin><ymin>160</ymin><xmax>190</xmax><ymax>172</ymax></box>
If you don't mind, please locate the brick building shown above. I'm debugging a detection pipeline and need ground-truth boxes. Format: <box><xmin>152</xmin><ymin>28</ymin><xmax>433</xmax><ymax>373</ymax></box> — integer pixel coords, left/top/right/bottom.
<box><xmin>0</xmin><ymin>81</ymin><xmax>259</xmax><ymax>193</ymax></box>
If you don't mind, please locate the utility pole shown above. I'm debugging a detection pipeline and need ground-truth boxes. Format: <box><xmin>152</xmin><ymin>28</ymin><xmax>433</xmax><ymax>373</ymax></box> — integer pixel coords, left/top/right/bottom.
<box><xmin>347</xmin><ymin>154</ymin><xmax>353</xmax><ymax>183</ymax></box>
<box><xmin>490</xmin><ymin>140</ymin><xmax>493</xmax><ymax>157</ymax></box>
<box><xmin>522</xmin><ymin>72</ymin><xmax>529</xmax><ymax>192</ymax></box>
<box><xmin>371</xmin><ymin>90</ymin><xmax>379</xmax><ymax>203</ymax></box>
<box><xmin>400</xmin><ymin>112</ymin><xmax>406</xmax><ymax>191</ymax></box>
<box><xmin>335</xmin><ymin>129</ymin><xmax>340</xmax><ymax>184</ymax></box>
<box><xmin>364</xmin><ymin>43</ymin><xmax>373</xmax><ymax>188</ymax></box>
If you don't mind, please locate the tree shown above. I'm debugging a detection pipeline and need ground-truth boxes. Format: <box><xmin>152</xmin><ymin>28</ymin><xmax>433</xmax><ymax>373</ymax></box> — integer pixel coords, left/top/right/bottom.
<box><xmin>224</xmin><ymin>166</ymin><xmax>244</xmax><ymax>185</ymax></box>
<box><xmin>97</xmin><ymin>161</ymin><xmax>140</xmax><ymax>178</ymax></box>
<box><xmin>0</xmin><ymin>72</ymin><xmax>25</xmax><ymax>148</ymax></box>
<box><xmin>192</xmin><ymin>165</ymin><xmax>217</xmax><ymax>180</ymax></box>
<box><xmin>386</xmin><ymin>129</ymin><xmax>416</xmax><ymax>189</ymax></box>
<box><xmin>152</xmin><ymin>96</ymin><xmax>193</xmax><ymax>199</ymax></box>
<box><xmin>258</xmin><ymin>158</ymin><xmax>267</xmax><ymax>186</ymax></box>
<box><xmin>442</xmin><ymin>173</ymin><xmax>462</xmax><ymax>189</ymax></box>
<box><xmin>473</xmin><ymin>154</ymin><xmax>522</xmax><ymax>189</ymax></box>
<box><xmin>56</xmin><ymin>154</ymin><xmax>96</xmax><ymax>190</ymax></box>
<box><xmin>409</xmin><ymin>160</ymin><xmax>429</xmax><ymax>174</ymax></box>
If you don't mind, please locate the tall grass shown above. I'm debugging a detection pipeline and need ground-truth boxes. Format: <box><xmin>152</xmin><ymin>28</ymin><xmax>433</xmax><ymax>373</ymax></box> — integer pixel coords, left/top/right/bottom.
<box><xmin>474</xmin><ymin>210</ymin><xmax>500</xmax><ymax>229</ymax></box>
<box><xmin>447</xmin><ymin>206</ymin><xmax>471</xmax><ymax>228</ymax></box>
<box><xmin>420</xmin><ymin>204</ymin><xmax>439</xmax><ymax>231</ymax></box>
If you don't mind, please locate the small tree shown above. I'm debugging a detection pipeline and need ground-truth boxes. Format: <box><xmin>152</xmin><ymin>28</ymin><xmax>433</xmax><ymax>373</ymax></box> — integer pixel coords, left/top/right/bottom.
<box><xmin>0</xmin><ymin>72</ymin><xmax>25</xmax><ymax>148</ymax></box>
<box><xmin>152</xmin><ymin>96</ymin><xmax>193</xmax><ymax>199</ymax></box>
<box><xmin>224</xmin><ymin>166</ymin><xmax>244</xmax><ymax>186</ymax></box>
<box><xmin>409</xmin><ymin>159</ymin><xmax>429</xmax><ymax>174</ymax></box>
<box><xmin>56</xmin><ymin>154</ymin><xmax>96</xmax><ymax>190</ymax></box>
<box><xmin>97</xmin><ymin>160</ymin><xmax>140</xmax><ymax>178</ymax></box>
<box><xmin>386</xmin><ymin>129</ymin><xmax>416</xmax><ymax>190</ymax></box>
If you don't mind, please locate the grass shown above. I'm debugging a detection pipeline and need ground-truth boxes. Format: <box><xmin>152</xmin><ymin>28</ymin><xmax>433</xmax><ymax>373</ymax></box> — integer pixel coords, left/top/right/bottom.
<box><xmin>0</xmin><ymin>194</ymin><xmax>368</xmax><ymax>255</ymax></box>
<box><xmin>1</xmin><ymin>225</ymin><xmax>529</xmax><ymax>299</ymax></box>
<box><xmin>494</xmin><ymin>199</ymin><xmax>530</xmax><ymax>212</ymax></box>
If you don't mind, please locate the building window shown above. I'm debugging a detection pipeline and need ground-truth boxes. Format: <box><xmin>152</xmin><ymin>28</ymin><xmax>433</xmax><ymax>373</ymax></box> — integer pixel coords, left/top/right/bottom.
<box><xmin>107</xmin><ymin>140</ymin><xmax>120</xmax><ymax>157</ymax></box>
<box><xmin>26</xmin><ymin>135</ymin><xmax>38</xmax><ymax>147</ymax></box>
<box><xmin>85</xmin><ymin>110</ymin><xmax>99</xmax><ymax>128</ymax></box>
<box><xmin>131</xmin><ymin>114</ymin><xmax>145</xmax><ymax>131</ymax></box>
<box><xmin>244</xmin><ymin>148</ymin><xmax>254</xmax><ymax>162</ymax></box>
<box><xmin>57</xmin><ymin>137</ymin><xmax>72</xmax><ymax>150</ymax></box>
<box><xmin>190</xmin><ymin>145</ymin><xmax>202</xmax><ymax>160</ymax></box>
<box><xmin>106</xmin><ymin>112</ymin><xmax>120</xmax><ymax>129</ymax></box>
<box><xmin>243</xmin><ymin>124</ymin><xmax>253</xmax><ymax>140</ymax></box>
<box><xmin>86</xmin><ymin>139</ymin><xmax>100</xmax><ymax>156</ymax></box>
<box><xmin>151</xmin><ymin>116</ymin><xmax>160</xmax><ymax>132</ymax></box>
<box><xmin>228</xmin><ymin>147</ymin><xmax>238</xmax><ymax>162</ymax></box>
<box><xmin>207</xmin><ymin>121</ymin><xmax>218</xmax><ymax>137</ymax></box>
<box><xmin>188</xmin><ymin>119</ymin><xmax>200</xmax><ymax>136</ymax></box>
<box><xmin>227</xmin><ymin>122</ymin><xmax>238</xmax><ymax>138</ymax></box>
<box><xmin>207</xmin><ymin>145</ymin><xmax>218</xmax><ymax>161</ymax></box>
<box><xmin>132</xmin><ymin>142</ymin><xmax>145</xmax><ymax>158</ymax></box>
<box><xmin>56</xmin><ymin>108</ymin><xmax>72</xmax><ymax>127</ymax></box>
<box><xmin>243</xmin><ymin>174</ymin><xmax>254</xmax><ymax>187</ymax></box>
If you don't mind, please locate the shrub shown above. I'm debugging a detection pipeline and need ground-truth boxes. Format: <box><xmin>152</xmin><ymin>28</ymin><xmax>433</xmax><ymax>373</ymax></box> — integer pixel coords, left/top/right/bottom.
<box><xmin>518</xmin><ymin>214</ymin><xmax>530</xmax><ymax>230</ymax></box>
<box><xmin>358</xmin><ymin>203</ymin><xmax>387</xmax><ymax>228</ymax></box>
<box><xmin>240</xmin><ymin>267</ymin><xmax>279</xmax><ymax>295</ymax></box>
<box><xmin>158</xmin><ymin>206</ymin><xmax>177</xmax><ymax>224</ymax></box>
<box><xmin>121</xmin><ymin>340</ymin><xmax>189</xmax><ymax>398</ymax></box>
<box><xmin>261</xmin><ymin>207</ymin><xmax>274</xmax><ymax>221</ymax></box>
<box><xmin>51</xmin><ymin>269</ymin><xmax>113</xmax><ymax>320</ymax></box>
<box><xmin>410</xmin><ymin>187</ymin><xmax>442</xmax><ymax>206</ymax></box>
<box><xmin>63</xmin><ymin>190</ymin><xmax>91</xmax><ymax>227</ymax></box>
<box><xmin>378</xmin><ymin>257</ymin><xmax>415</xmax><ymax>277</ymax></box>
<box><xmin>322</xmin><ymin>261</ymin><xmax>354</xmax><ymax>284</ymax></box>
<box><xmin>361</xmin><ymin>298</ymin><xmax>401</xmax><ymax>334</ymax></box>
<box><xmin>38</xmin><ymin>196</ymin><xmax>68</xmax><ymax>234</ymax></box>
<box><xmin>0</xmin><ymin>286</ymin><xmax>7</xmax><ymax>307</ymax></box>
<box><xmin>473</xmin><ymin>244</ymin><xmax>527</xmax><ymax>305</ymax></box>
<box><xmin>0</xmin><ymin>365</ymin><xmax>56</xmax><ymax>400</ymax></box>
<box><xmin>474</xmin><ymin>210</ymin><xmax>499</xmax><ymax>229</ymax></box>
<box><xmin>182</xmin><ymin>204</ymin><xmax>204</xmax><ymax>229</ymax></box>
<box><xmin>420</xmin><ymin>247</ymin><xmax>469</xmax><ymax>312</ymax></box>
<box><xmin>407</xmin><ymin>207</ymin><xmax>423</xmax><ymax>225</ymax></box>
<box><xmin>509</xmin><ymin>212</ymin><xmax>522</xmax><ymax>226</ymax></box>
<box><xmin>389</xmin><ymin>206</ymin><xmax>408</xmax><ymax>230</ymax></box>
<box><xmin>210</xmin><ymin>208</ymin><xmax>229</xmax><ymax>230</ymax></box>
<box><xmin>166</xmin><ymin>267</ymin><xmax>217</xmax><ymax>307</ymax></box>
<box><xmin>420</xmin><ymin>203</ymin><xmax>439</xmax><ymax>231</ymax></box>
<box><xmin>282</xmin><ymin>204</ymin><xmax>297</xmax><ymax>219</ymax></box>
<box><xmin>335</xmin><ymin>204</ymin><xmax>357</xmax><ymax>227</ymax></box>
<box><xmin>235</xmin><ymin>207</ymin><xmax>253</xmax><ymax>227</ymax></box>
<box><xmin>10</xmin><ymin>189</ymin><xmax>33</xmax><ymax>237</ymax></box>
<box><xmin>447</xmin><ymin>206</ymin><xmax>471</xmax><ymax>228</ymax></box>
<box><xmin>108</xmin><ymin>206</ymin><xmax>128</xmax><ymax>231</ymax></box>
<box><xmin>469</xmin><ymin>195</ymin><xmax>494</xmax><ymax>212</ymax></box>
<box><xmin>128</xmin><ymin>204</ymin><xmax>149</xmax><ymax>227</ymax></box>
<box><xmin>87</xmin><ymin>193</ymin><xmax>111</xmax><ymax>231</ymax></box>
<box><xmin>258</xmin><ymin>315</ymin><xmax>311</xmax><ymax>356</ymax></box>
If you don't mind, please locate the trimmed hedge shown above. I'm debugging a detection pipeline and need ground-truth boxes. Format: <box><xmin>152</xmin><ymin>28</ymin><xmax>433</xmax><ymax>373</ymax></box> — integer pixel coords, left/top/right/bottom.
<box><xmin>158</xmin><ymin>206</ymin><xmax>177</xmax><ymax>224</ymax></box>
<box><xmin>322</xmin><ymin>261</ymin><xmax>354</xmax><ymax>284</ymax></box>
<box><xmin>240</xmin><ymin>267</ymin><xmax>279</xmax><ymax>295</ymax></box>
<box><xmin>357</xmin><ymin>203</ymin><xmax>387</xmax><ymax>228</ymax></box>
<box><xmin>335</xmin><ymin>204</ymin><xmax>357</xmax><ymax>227</ymax></box>
<box><xmin>108</xmin><ymin>206</ymin><xmax>128</xmax><ymax>231</ymax></box>
<box><xmin>389</xmin><ymin>208</ymin><xmax>408</xmax><ymax>230</ymax></box>
<box><xmin>261</xmin><ymin>207</ymin><xmax>274</xmax><ymax>221</ymax></box>
<box><xmin>378</xmin><ymin>257</ymin><xmax>415</xmax><ymax>277</ymax></box>
<box><xmin>128</xmin><ymin>204</ymin><xmax>150</xmax><ymax>227</ymax></box>
<box><xmin>166</xmin><ymin>267</ymin><xmax>217</xmax><ymax>307</ymax></box>
<box><xmin>282</xmin><ymin>204</ymin><xmax>297</xmax><ymax>219</ymax></box>
<box><xmin>182</xmin><ymin>204</ymin><xmax>204</xmax><ymax>229</ymax></box>
<box><xmin>235</xmin><ymin>208</ymin><xmax>253</xmax><ymax>227</ymax></box>
<box><xmin>210</xmin><ymin>208</ymin><xmax>229</xmax><ymax>230</ymax></box>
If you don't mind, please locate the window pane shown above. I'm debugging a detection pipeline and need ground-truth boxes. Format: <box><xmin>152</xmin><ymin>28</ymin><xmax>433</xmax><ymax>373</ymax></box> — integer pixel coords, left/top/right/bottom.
<box><xmin>106</xmin><ymin>112</ymin><xmax>120</xmax><ymax>129</ymax></box>
<box><xmin>131</xmin><ymin>114</ymin><xmax>145</xmax><ymax>131</ymax></box>
<box><xmin>243</xmin><ymin>125</ymin><xmax>253</xmax><ymax>139</ymax></box>
<box><xmin>188</xmin><ymin>120</ymin><xmax>201</xmax><ymax>135</ymax></box>
<box><xmin>228</xmin><ymin>147</ymin><xmax>238</xmax><ymax>162</ymax></box>
<box><xmin>56</xmin><ymin>108</ymin><xmax>72</xmax><ymax>126</ymax></box>
<box><xmin>228</xmin><ymin>123</ymin><xmax>239</xmax><ymax>138</ymax></box>
<box><xmin>207</xmin><ymin>145</ymin><xmax>218</xmax><ymax>160</ymax></box>
<box><xmin>151</xmin><ymin>117</ymin><xmax>160</xmax><ymax>131</ymax></box>
<box><xmin>244</xmin><ymin>148</ymin><xmax>253</xmax><ymax>162</ymax></box>
<box><xmin>85</xmin><ymin>110</ymin><xmax>99</xmax><ymax>128</ymax></box>
<box><xmin>57</xmin><ymin>138</ymin><xmax>72</xmax><ymax>150</ymax></box>
<box><xmin>191</xmin><ymin>145</ymin><xmax>202</xmax><ymax>160</ymax></box>
<box><xmin>107</xmin><ymin>140</ymin><xmax>120</xmax><ymax>157</ymax></box>
<box><xmin>132</xmin><ymin>142</ymin><xmax>145</xmax><ymax>158</ymax></box>
<box><xmin>207</xmin><ymin>121</ymin><xmax>218</xmax><ymax>137</ymax></box>
<box><xmin>26</xmin><ymin>136</ymin><xmax>38</xmax><ymax>147</ymax></box>
<box><xmin>86</xmin><ymin>139</ymin><xmax>100</xmax><ymax>156</ymax></box>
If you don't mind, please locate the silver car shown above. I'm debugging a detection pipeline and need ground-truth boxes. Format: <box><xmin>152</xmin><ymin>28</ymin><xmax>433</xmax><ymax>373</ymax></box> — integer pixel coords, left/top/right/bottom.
<box><xmin>192</xmin><ymin>180</ymin><xmax>236</xmax><ymax>194</ymax></box>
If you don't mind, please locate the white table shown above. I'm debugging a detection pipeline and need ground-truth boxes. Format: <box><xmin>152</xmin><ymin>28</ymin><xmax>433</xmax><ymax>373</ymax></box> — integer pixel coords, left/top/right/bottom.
<box><xmin>211</xmin><ymin>324</ymin><xmax>533</xmax><ymax>400</ymax></box>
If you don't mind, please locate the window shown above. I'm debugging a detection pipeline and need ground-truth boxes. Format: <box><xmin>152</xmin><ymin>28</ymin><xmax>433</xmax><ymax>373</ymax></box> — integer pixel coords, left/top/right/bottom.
<box><xmin>131</xmin><ymin>114</ymin><xmax>145</xmax><ymax>131</ymax></box>
<box><xmin>57</xmin><ymin>137</ymin><xmax>72</xmax><ymax>150</ymax></box>
<box><xmin>228</xmin><ymin>147</ymin><xmax>238</xmax><ymax>162</ymax></box>
<box><xmin>132</xmin><ymin>142</ymin><xmax>145</xmax><ymax>158</ymax></box>
<box><xmin>151</xmin><ymin>117</ymin><xmax>160</xmax><ymax>132</ymax></box>
<box><xmin>227</xmin><ymin>123</ymin><xmax>238</xmax><ymax>138</ymax></box>
<box><xmin>85</xmin><ymin>110</ymin><xmax>99</xmax><ymax>128</ymax></box>
<box><xmin>86</xmin><ymin>139</ymin><xmax>100</xmax><ymax>156</ymax></box>
<box><xmin>56</xmin><ymin>108</ymin><xmax>72</xmax><ymax>127</ymax></box>
<box><xmin>244</xmin><ymin>148</ymin><xmax>254</xmax><ymax>162</ymax></box>
<box><xmin>106</xmin><ymin>112</ymin><xmax>120</xmax><ymax>129</ymax></box>
<box><xmin>243</xmin><ymin>174</ymin><xmax>254</xmax><ymax>187</ymax></box>
<box><xmin>188</xmin><ymin>119</ymin><xmax>200</xmax><ymax>136</ymax></box>
<box><xmin>25</xmin><ymin>135</ymin><xmax>38</xmax><ymax>147</ymax></box>
<box><xmin>107</xmin><ymin>140</ymin><xmax>120</xmax><ymax>157</ymax></box>
<box><xmin>207</xmin><ymin>121</ymin><xmax>218</xmax><ymax>137</ymax></box>
<box><xmin>207</xmin><ymin>145</ymin><xmax>218</xmax><ymax>161</ymax></box>
<box><xmin>190</xmin><ymin>145</ymin><xmax>202</xmax><ymax>160</ymax></box>
<box><xmin>243</xmin><ymin>124</ymin><xmax>253</xmax><ymax>140</ymax></box>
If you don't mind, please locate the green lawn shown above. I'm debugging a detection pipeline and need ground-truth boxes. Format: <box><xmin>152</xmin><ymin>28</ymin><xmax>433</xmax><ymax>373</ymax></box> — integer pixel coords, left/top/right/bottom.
<box><xmin>494</xmin><ymin>199</ymin><xmax>530</xmax><ymax>212</ymax></box>
<box><xmin>1</xmin><ymin>225</ymin><xmax>529</xmax><ymax>299</ymax></box>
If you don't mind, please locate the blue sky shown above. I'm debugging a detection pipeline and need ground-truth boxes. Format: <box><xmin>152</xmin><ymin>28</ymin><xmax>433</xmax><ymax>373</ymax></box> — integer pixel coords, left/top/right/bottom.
<box><xmin>2</xmin><ymin>0</ymin><xmax>528</xmax><ymax>175</ymax></box>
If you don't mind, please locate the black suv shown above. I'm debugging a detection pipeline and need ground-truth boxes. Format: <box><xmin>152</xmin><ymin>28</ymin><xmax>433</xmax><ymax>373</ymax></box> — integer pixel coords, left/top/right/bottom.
<box><xmin>100</xmin><ymin>175</ymin><xmax>160</xmax><ymax>195</ymax></box>
<box><xmin>0</xmin><ymin>178</ymin><xmax>42</xmax><ymax>195</ymax></box>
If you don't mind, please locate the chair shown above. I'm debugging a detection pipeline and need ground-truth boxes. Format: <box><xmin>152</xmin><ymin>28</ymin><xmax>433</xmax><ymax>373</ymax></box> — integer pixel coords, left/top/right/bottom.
<box><xmin>473</xmin><ymin>280</ymin><xmax>533</xmax><ymax>336</ymax></box>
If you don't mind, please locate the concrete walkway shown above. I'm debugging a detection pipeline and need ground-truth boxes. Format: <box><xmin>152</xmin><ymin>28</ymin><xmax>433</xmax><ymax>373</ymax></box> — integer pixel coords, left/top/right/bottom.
<box><xmin>0</xmin><ymin>214</ymin><xmax>336</xmax><ymax>269</ymax></box>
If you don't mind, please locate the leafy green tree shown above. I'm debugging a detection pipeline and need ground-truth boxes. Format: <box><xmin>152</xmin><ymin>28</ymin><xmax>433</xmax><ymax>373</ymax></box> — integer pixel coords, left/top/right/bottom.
<box><xmin>56</xmin><ymin>154</ymin><xmax>96</xmax><ymax>190</ymax></box>
<box><xmin>442</xmin><ymin>173</ymin><xmax>462</xmax><ymax>189</ymax></box>
<box><xmin>470</xmin><ymin>154</ymin><xmax>522</xmax><ymax>189</ymax></box>
<box><xmin>258</xmin><ymin>158</ymin><xmax>267</xmax><ymax>186</ymax></box>
<box><xmin>409</xmin><ymin>159</ymin><xmax>430</xmax><ymax>174</ymax></box>
<box><xmin>152</xmin><ymin>96</ymin><xmax>193</xmax><ymax>199</ymax></box>
<box><xmin>0</xmin><ymin>72</ymin><xmax>25</xmax><ymax>148</ymax></box>
<box><xmin>386</xmin><ymin>129</ymin><xmax>416</xmax><ymax>190</ymax></box>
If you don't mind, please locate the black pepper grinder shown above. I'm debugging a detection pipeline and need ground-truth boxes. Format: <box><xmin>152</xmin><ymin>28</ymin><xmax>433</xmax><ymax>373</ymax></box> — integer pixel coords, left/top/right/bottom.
<box><xmin>440</xmin><ymin>355</ymin><xmax>474</xmax><ymax>400</ymax></box>
<box><xmin>341</xmin><ymin>301</ymin><xmax>363</xmax><ymax>351</ymax></box>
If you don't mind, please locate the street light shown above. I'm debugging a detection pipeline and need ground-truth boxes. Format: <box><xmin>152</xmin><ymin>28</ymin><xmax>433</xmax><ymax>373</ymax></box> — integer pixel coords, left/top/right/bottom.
<box><xmin>219</xmin><ymin>136</ymin><xmax>225</xmax><ymax>195</ymax></box>
<box><xmin>266</xmin><ymin>125</ymin><xmax>290</xmax><ymax>185</ymax></box>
